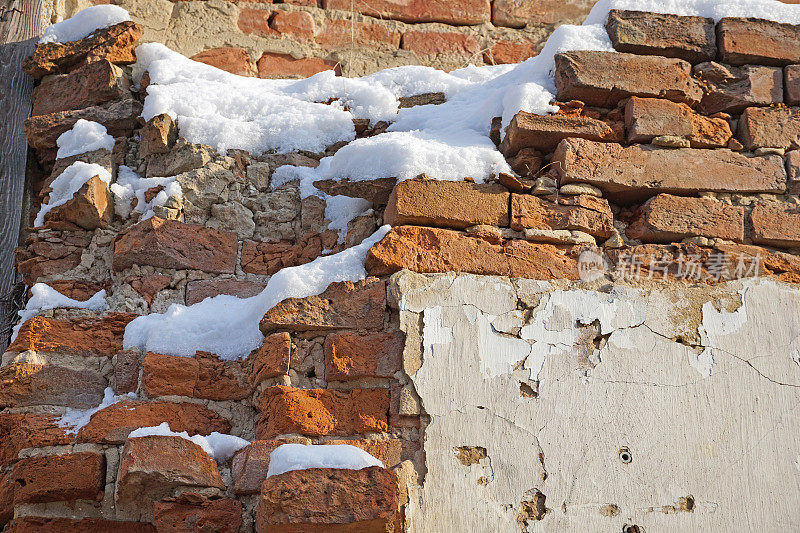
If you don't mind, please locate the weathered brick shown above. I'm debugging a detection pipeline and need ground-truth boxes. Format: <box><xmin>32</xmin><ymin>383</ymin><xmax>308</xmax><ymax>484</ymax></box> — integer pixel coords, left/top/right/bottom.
<box><xmin>316</xmin><ymin>19</ymin><xmax>400</xmax><ymax>49</ymax></box>
<box><xmin>247</xmin><ymin>332</ymin><xmax>291</xmax><ymax>384</ymax></box>
<box><xmin>626</xmin><ymin>194</ymin><xmax>745</xmax><ymax>243</ymax></box>
<box><xmin>269</xmin><ymin>10</ymin><xmax>315</xmax><ymax>39</ymax></box>
<box><xmin>260</xmin><ymin>278</ymin><xmax>386</xmax><ymax>334</ymax></box>
<box><xmin>510</xmin><ymin>194</ymin><xmax>613</xmax><ymax>238</ymax></box>
<box><xmin>22</xmin><ymin>21</ymin><xmax>142</xmax><ymax>78</ymax></box>
<box><xmin>324</xmin><ymin>439</ymin><xmax>403</xmax><ymax>468</ymax></box>
<box><xmin>484</xmin><ymin>40</ymin><xmax>538</xmax><ymax>65</ymax></box>
<box><xmin>625</xmin><ymin>96</ymin><xmax>732</xmax><ymax>148</ymax></box>
<box><xmin>43</xmin><ymin>174</ymin><xmax>113</xmax><ymax>230</ymax></box>
<box><xmin>737</xmin><ymin>106</ymin><xmax>800</xmax><ymax>150</ymax></box>
<box><xmin>13</xmin><ymin>452</ymin><xmax>104</xmax><ymax>504</ymax></box>
<box><xmin>31</xmin><ymin>59</ymin><xmax>128</xmax><ymax>117</ymax></box>
<box><xmin>113</xmin><ymin>217</ymin><xmax>237</xmax><ymax>274</ymax></box>
<box><xmin>256</xmin><ymin>467</ymin><xmax>398</xmax><ymax>532</ymax></box>
<box><xmin>140</xmin><ymin>114</ymin><xmax>177</xmax><ymax>157</ymax></box>
<box><xmin>143</xmin><ymin>351</ymin><xmax>250</xmax><ymax>401</ymax></box>
<box><xmin>0</xmin><ymin>362</ymin><xmax>107</xmax><ymax>409</ymax></box>
<box><xmin>717</xmin><ymin>17</ymin><xmax>800</xmax><ymax>67</ymax></box>
<box><xmin>190</xmin><ymin>47</ymin><xmax>252</xmax><ymax>76</ymax></box>
<box><xmin>323</xmin><ymin>0</ymin><xmax>490</xmax><ymax>25</ymax></box>
<box><xmin>606</xmin><ymin>9</ymin><xmax>716</xmax><ymax>63</ymax></box>
<box><xmin>554</xmin><ymin>51</ymin><xmax>702</xmax><ymax>107</ymax></box>
<box><xmin>786</xmin><ymin>65</ymin><xmax>800</xmax><ymax>105</ymax></box>
<box><xmin>237</xmin><ymin>8</ymin><xmax>276</xmax><ymax>37</ymax></box>
<box><xmin>116</xmin><ymin>436</ymin><xmax>224</xmax><ymax>520</ymax></box>
<box><xmin>401</xmin><ymin>31</ymin><xmax>480</xmax><ymax>57</ymax></box>
<box><xmin>384</xmin><ymin>179</ymin><xmax>509</xmax><ymax>229</ymax></box>
<box><xmin>257</xmin><ymin>52</ymin><xmax>340</xmax><ymax>78</ymax></box>
<box><xmin>500</xmin><ymin>111</ymin><xmax>623</xmax><ymax>155</ymax></box>
<box><xmin>492</xmin><ymin>0</ymin><xmax>593</xmax><ymax>27</ymax></box>
<box><xmin>7</xmin><ymin>313</ymin><xmax>137</xmax><ymax>357</ymax></box>
<box><xmin>114</xmin><ymin>349</ymin><xmax>140</xmax><ymax>394</ymax></box>
<box><xmin>0</xmin><ymin>413</ymin><xmax>70</xmax><ymax>467</ymax></box>
<box><xmin>185</xmin><ymin>278</ymin><xmax>266</xmax><ymax>305</ymax></box>
<box><xmin>241</xmin><ymin>231</ymin><xmax>338</xmax><ymax>275</ymax></box>
<box><xmin>694</xmin><ymin>62</ymin><xmax>783</xmax><ymax>114</ymax></box>
<box><xmin>231</xmin><ymin>439</ymin><xmax>299</xmax><ymax>494</ymax></box>
<box><xmin>553</xmin><ymin>138</ymin><xmax>787</xmax><ymax>201</ymax></box>
<box><xmin>366</xmin><ymin>225</ymin><xmax>582</xmax><ymax>279</ymax></box>
<box><xmin>325</xmin><ymin>331</ymin><xmax>404</xmax><ymax>381</ymax></box>
<box><xmin>750</xmin><ymin>201</ymin><xmax>800</xmax><ymax>248</ymax></box>
<box><xmin>786</xmin><ymin>150</ymin><xmax>800</xmax><ymax>194</ymax></box>
<box><xmin>257</xmin><ymin>386</ymin><xmax>390</xmax><ymax>438</ymax></box>
<box><xmin>15</xmin><ymin>230</ymin><xmax>91</xmax><ymax>285</ymax></box>
<box><xmin>153</xmin><ymin>496</ymin><xmax>242</xmax><ymax>533</ymax></box>
<box><xmin>8</xmin><ymin>517</ymin><xmax>155</xmax><ymax>533</ymax></box>
<box><xmin>77</xmin><ymin>401</ymin><xmax>230</xmax><ymax>444</ymax></box>
<box><xmin>127</xmin><ymin>274</ymin><xmax>171</xmax><ymax>305</ymax></box>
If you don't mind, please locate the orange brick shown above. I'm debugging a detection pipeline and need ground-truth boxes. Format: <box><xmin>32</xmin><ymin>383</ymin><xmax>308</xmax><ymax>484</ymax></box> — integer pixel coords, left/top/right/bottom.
<box><xmin>485</xmin><ymin>40</ymin><xmax>538</xmax><ymax>64</ymax></box>
<box><xmin>247</xmin><ymin>332</ymin><xmax>291</xmax><ymax>384</ymax></box>
<box><xmin>257</xmin><ymin>52</ymin><xmax>340</xmax><ymax>78</ymax></box>
<box><xmin>325</xmin><ymin>331</ymin><xmax>404</xmax><ymax>381</ymax></box>
<box><xmin>190</xmin><ymin>47</ymin><xmax>252</xmax><ymax>76</ymax></box>
<box><xmin>269</xmin><ymin>10</ymin><xmax>315</xmax><ymax>39</ymax></box>
<box><xmin>13</xmin><ymin>452</ymin><xmax>105</xmax><ymax>505</ymax></box>
<box><xmin>257</xmin><ymin>386</ymin><xmax>390</xmax><ymax>438</ymax></box>
<box><xmin>316</xmin><ymin>19</ymin><xmax>400</xmax><ymax>49</ymax></box>
<box><xmin>7</xmin><ymin>313</ymin><xmax>137</xmax><ymax>357</ymax></box>
<box><xmin>0</xmin><ymin>413</ymin><xmax>70</xmax><ymax>467</ymax></box>
<box><xmin>323</xmin><ymin>0</ymin><xmax>489</xmax><ymax>25</ymax></box>
<box><xmin>142</xmin><ymin>352</ymin><xmax>250</xmax><ymax>401</ymax></box>
<box><xmin>238</xmin><ymin>8</ymin><xmax>276</xmax><ymax>36</ymax></box>
<box><xmin>401</xmin><ymin>30</ymin><xmax>480</xmax><ymax>57</ymax></box>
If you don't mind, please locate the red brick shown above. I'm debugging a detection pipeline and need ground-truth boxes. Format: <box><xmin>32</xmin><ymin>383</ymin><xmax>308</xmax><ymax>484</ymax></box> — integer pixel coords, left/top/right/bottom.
<box><xmin>553</xmin><ymin>138</ymin><xmax>787</xmax><ymax>202</ymax></box>
<box><xmin>127</xmin><ymin>274</ymin><xmax>171</xmax><ymax>305</ymax></box>
<box><xmin>384</xmin><ymin>179</ymin><xmax>509</xmax><ymax>230</ymax></box>
<box><xmin>325</xmin><ymin>331</ymin><xmax>404</xmax><ymax>381</ymax></box>
<box><xmin>624</xmin><ymin>96</ymin><xmax>732</xmax><ymax>148</ymax></box>
<box><xmin>237</xmin><ymin>8</ymin><xmax>276</xmax><ymax>37</ymax></box>
<box><xmin>77</xmin><ymin>401</ymin><xmax>231</xmax><ymax>444</ymax></box>
<box><xmin>365</xmin><ymin>225</ymin><xmax>582</xmax><ymax>280</ymax></box>
<box><xmin>43</xmin><ymin>174</ymin><xmax>113</xmax><ymax>230</ymax></box>
<box><xmin>554</xmin><ymin>50</ymin><xmax>702</xmax><ymax>107</ymax></box>
<box><xmin>8</xmin><ymin>517</ymin><xmax>155</xmax><ymax>533</ymax></box>
<box><xmin>116</xmin><ymin>436</ymin><xmax>224</xmax><ymax>518</ymax></box>
<box><xmin>257</xmin><ymin>52</ymin><xmax>340</xmax><ymax>78</ymax></box>
<box><xmin>241</xmin><ymin>231</ymin><xmax>338</xmax><ymax>275</ymax></box>
<box><xmin>256</xmin><ymin>386</ymin><xmax>390</xmax><ymax>438</ymax></box>
<box><xmin>606</xmin><ymin>10</ymin><xmax>716</xmax><ymax>63</ymax></box>
<box><xmin>0</xmin><ymin>362</ymin><xmax>107</xmax><ymax>409</ymax></box>
<box><xmin>786</xmin><ymin>65</ymin><xmax>800</xmax><ymax>105</ymax></box>
<box><xmin>626</xmin><ymin>194</ymin><xmax>745</xmax><ymax>243</ymax></box>
<box><xmin>718</xmin><ymin>17</ymin><xmax>800</xmax><ymax>67</ymax></box>
<box><xmin>256</xmin><ymin>467</ymin><xmax>398</xmax><ymax>532</ymax></box>
<box><xmin>484</xmin><ymin>40</ymin><xmax>537</xmax><ymax>65</ymax></box>
<box><xmin>316</xmin><ymin>19</ymin><xmax>400</xmax><ymax>49</ymax></box>
<box><xmin>13</xmin><ymin>452</ymin><xmax>104</xmax><ymax>504</ymax></box>
<box><xmin>22</xmin><ymin>21</ymin><xmax>143</xmax><ymax>79</ymax></box>
<box><xmin>231</xmin><ymin>439</ymin><xmax>294</xmax><ymax>494</ymax></box>
<box><xmin>139</xmin><ymin>114</ymin><xmax>177</xmax><ymax>157</ymax></box>
<box><xmin>185</xmin><ymin>278</ymin><xmax>266</xmax><ymax>305</ymax></box>
<box><xmin>492</xmin><ymin>0</ymin><xmax>593</xmax><ymax>27</ymax></box>
<box><xmin>15</xmin><ymin>230</ymin><xmax>90</xmax><ymax>285</ymax></box>
<box><xmin>737</xmin><ymin>106</ymin><xmax>800</xmax><ymax>151</ymax></box>
<box><xmin>190</xmin><ymin>47</ymin><xmax>251</xmax><ymax>76</ymax></box>
<box><xmin>113</xmin><ymin>218</ymin><xmax>238</xmax><ymax>274</ymax></box>
<box><xmin>260</xmin><ymin>278</ymin><xmax>386</xmax><ymax>334</ymax></box>
<box><xmin>40</xmin><ymin>280</ymin><xmax>105</xmax><ymax>302</ymax></box>
<box><xmin>750</xmin><ymin>201</ymin><xmax>800</xmax><ymax>248</ymax></box>
<box><xmin>153</xmin><ymin>496</ymin><xmax>242</xmax><ymax>533</ymax></box>
<box><xmin>323</xmin><ymin>0</ymin><xmax>489</xmax><ymax>25</ymax></box>
<box><xmin>143</xmin><ymin>351</ymin><xmax>251</xmax><ymax>401</ymax></box>
<box><xmin>500</xmin><ymin>111</ymin><xmax>623</xmax><ymax>155</ymax></box>
<box><xmin>694</xmin><ymin>62</ymin><xmax>783</xmax><ymax>115</ymax></box>
<box><xmin>786</xmin><ymin>150</ymin><xmax>800</xmax><ymax>194</ymax></box>
<box><xmin>247</xmin><ymin>332</ymin><xmax>291</xmax><ymax>384</ymax></box>
<box><xmin>31</xmin><ymin>59</ymin><xmax>128</xmax><ymax>117</ymax></box>
<box><xmin>7</xmin><ymin>313</ymin><xmax>137</xmax><ymax>357</ymax></box>
<box><xmin>510</xmin><ymin>194</ymin><xmax>614</xmax><ymax>238</ymax></box>
<box><xmin>269</xmin><ymin>10</ymin><xmax>314</xmax><ymax>39</ymax></box>
<box><xmin>401</xmin><ymin>31</ymin><xmax>480</xmax><ymax>57</ymax></box>
<box><xmin>0</xmin><ymin>413</ymin><xmax>70</xmax><ymax>467</ymax></box>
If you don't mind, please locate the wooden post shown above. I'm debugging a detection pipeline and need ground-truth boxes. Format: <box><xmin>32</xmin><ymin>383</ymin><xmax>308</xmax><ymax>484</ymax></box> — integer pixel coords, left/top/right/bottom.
<box><xmin>0</xmin><ymin>0</ymin><xmax>47</xmax><ymax>350</ymax></box>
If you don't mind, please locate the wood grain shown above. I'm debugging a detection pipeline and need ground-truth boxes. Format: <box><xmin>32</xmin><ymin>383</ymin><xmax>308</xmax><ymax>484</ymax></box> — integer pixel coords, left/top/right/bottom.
<box><xmin>0</xmin><ymin>0</ymin><xmax>46</xmax><ymax>350</ymax></box>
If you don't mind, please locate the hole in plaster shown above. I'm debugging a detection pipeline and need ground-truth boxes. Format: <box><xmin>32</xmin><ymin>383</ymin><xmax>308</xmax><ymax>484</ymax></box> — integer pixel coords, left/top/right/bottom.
<box><xmin>517</xmin><ymin>489</ymin><xmax>548</xmax><ymax>528</ymax></box>
<box><xmin>599</xmin><ymin>504</ymin><xmax>620</xmax><ymax>517</ymax></box>
<box><xmin>519</xmin><ymin>382</ymin><xmax>537</xmax><ymax>398</ymax></box>
<box><xmin>593</xmin><ymin>332</ymin><xmax>611</xmax><ymax>351</ymax></box>
<box><xmin>618</xmin><ymin>447</ymin><xmax>632</xmax><ymax>464</ymax></box>
<box><xmin>454</xmin><ymin>446</ymin><xmax>487</xmax><ymax>466</ymax></box>
<box><xmin>622</xmin><ymin>525</ymin><xmax>643</xmax><ymax>533</ymax></box>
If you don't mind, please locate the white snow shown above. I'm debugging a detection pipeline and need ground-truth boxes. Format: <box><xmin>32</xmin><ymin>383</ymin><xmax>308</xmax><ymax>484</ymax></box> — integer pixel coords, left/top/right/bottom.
<box><xmin>35</xmin><ymin>161</ymin><xmax>112</xmax><ymax>227</ymax></box>
<box><xmin>110</xmin><ymin>165</ymin><xmax>182</xmax><ymax>219</ymax></box>
<box><xmin>58</xmin><ymin>386</ymin><xmax>135</xmax><ymax>434</ymax></box>
<box><xmin>267</xmin><ymin>443</ymin><xmax>384</xmax><ymax>477</ymax></box>
<box><xmin>40</xmin><ymin>5</ymin><xmax>131</xmax><ymax>44</ymax></box>
<box><xmin>11</xmin><ymin>283</ymin><xmax>107</xmax><ymax>343</ymax></box>
<box><xmin>128</xmin><ymin>423</ymin><xmax>249</xmax><ymax>462</ymax></box>
<box><xmin>123</xmin><ymin>226</ymin><xmax>390</xmax><ymax>359</ymax></box>
<box><xmin>56</xmin><ymin>120</ymin><xmax>115</xmax><ymax>160</ymax></box>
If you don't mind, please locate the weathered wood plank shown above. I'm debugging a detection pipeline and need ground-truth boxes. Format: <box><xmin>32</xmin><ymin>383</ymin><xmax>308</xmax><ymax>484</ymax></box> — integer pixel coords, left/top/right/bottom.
<box><xmin>0</xmin><ymin>0</ymin><xmax>47</xmax><ymax>349</ymax></box>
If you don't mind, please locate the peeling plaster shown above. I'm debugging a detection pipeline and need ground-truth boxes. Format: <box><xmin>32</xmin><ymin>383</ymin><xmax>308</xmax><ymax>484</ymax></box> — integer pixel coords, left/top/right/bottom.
<box><xmin>393</xmin><ymin>272</ymin><xmax>800</xmax><ymax>532</ymax></box>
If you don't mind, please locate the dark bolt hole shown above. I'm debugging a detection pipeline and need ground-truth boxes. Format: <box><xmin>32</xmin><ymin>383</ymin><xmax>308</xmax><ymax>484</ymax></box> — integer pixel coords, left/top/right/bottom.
<box><xmin>623</xmin><ymin>525</ymin><xmax>642</xmax><ymax>533</ymax></box>
<box><xmin>618</xmin><ymin>447</ymin><xmax>632</xmax><ymax>464</ymax></box>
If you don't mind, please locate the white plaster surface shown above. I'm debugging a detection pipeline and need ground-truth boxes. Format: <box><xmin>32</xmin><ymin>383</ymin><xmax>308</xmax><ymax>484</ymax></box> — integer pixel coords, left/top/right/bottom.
<box><xmin>394</xmin><ymin>272</ymin><xmax>800</xmax><ymax>532</ymax></box>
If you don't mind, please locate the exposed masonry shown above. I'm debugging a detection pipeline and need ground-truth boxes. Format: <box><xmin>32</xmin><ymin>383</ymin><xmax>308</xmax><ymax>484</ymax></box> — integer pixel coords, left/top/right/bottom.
<box><xmin>5</xmin><ymin>6</ymin><xmax>800</xmax><ymax>533</ymax></box>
